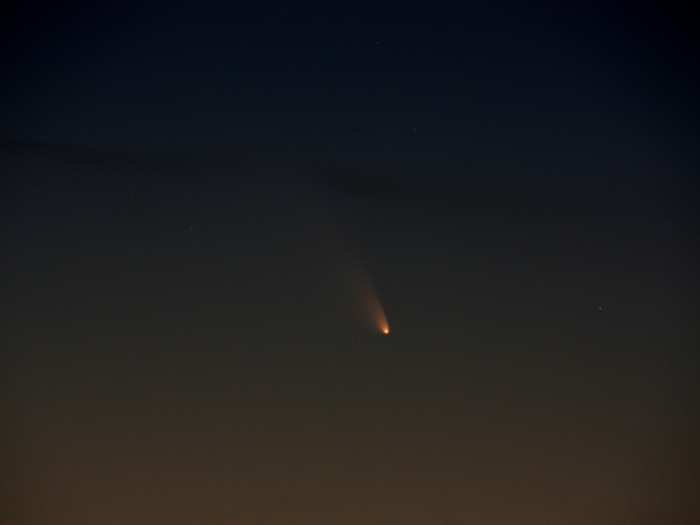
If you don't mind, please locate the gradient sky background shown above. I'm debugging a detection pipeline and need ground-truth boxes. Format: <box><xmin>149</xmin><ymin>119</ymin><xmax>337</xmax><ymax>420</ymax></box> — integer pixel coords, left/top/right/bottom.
<box><xmin>2</xmin><ymin>2</ymin><xmax>699</xmax><ymax>523</ymax></box>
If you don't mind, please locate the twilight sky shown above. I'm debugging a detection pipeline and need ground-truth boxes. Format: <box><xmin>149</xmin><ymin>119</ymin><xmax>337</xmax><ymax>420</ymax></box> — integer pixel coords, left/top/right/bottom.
<box><xmin>2</xmin><ymin>3</ymin><xmax>699</xmax><ymax>523</ymax></box>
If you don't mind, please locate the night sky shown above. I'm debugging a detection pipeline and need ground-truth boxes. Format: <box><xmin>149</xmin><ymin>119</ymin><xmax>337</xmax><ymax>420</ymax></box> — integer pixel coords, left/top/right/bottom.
<box><xmin>3</xmin><ymin>3</ymin><xmax>699</xmax><ymax>523</ymax></box>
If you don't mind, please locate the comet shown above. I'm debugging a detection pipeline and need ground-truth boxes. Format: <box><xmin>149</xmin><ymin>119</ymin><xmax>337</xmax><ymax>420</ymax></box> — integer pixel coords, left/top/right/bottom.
<box><xmin>373</xmin><ymin>297</ymin><xmax>390</xmax><ymax>336</ymax></box>
<box><xmin>313</xmin><ymin>215</ymin><xmax>390</xmax><ymax>336</ymax></box>
<box><xmin>347</xmin><ymin>264</ymin><xmax>390</xmax><ymax>336</ymax></box>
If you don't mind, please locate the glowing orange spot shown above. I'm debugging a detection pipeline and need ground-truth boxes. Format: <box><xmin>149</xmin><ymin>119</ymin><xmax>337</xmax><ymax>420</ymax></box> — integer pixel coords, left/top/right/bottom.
<box><xmin>382</xmin><ymin>327</ymin><xmax>390</xmax><ymax>335</ymax></box>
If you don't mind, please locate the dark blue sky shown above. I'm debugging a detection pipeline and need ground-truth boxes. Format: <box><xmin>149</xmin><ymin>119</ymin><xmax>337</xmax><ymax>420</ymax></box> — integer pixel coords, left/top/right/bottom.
<box><xmin>4</xmin><ymin>3</ymin><xmax>697</xmax><ymax>151</ymax></box>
